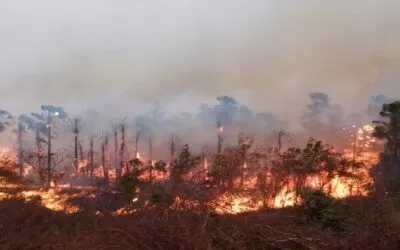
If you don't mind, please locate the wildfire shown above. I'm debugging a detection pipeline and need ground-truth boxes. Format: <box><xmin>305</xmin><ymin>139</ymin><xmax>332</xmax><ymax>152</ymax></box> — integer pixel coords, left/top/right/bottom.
<box><xmin>206</xmin><ymin>123</ymin><xmax>380</xmax><ymax>214</ymax></box>
<box><xmin>0</xmin><ymin>122</ymin><xmax>381</xmax><ymax>215</ymax></box>
<box><xmin>0</xmin><ymin>187</ymin><xmax>91</xmax><ymax>213</ymax></box>
<box><xmin>210</xmin><ymin>193</ymin><xmax>263</xmax><ymax>214</ymax></box>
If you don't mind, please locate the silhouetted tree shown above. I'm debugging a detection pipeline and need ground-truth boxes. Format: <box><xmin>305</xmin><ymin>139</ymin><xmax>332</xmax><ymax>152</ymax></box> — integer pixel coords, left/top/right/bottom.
<box><xmin>372</xmin><ymin>100</ymin><xmax>400</xmax><ymax>197</ymax></box>
<box><xmin>169</xmin><ymin>144</ymin><xmax>200</xmax><ymax>198</ymax></box>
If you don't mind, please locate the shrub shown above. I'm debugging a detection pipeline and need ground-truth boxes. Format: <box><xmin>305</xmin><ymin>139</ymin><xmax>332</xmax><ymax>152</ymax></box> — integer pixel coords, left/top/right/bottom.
<box><xmin>299</xmin><ymin>188</ymin><xmax>348</xmax><ymax>231</ymax></box>
<box><xmin>150</xmin><ymin>184</ymin><xmax>172</xmax><ymax>209</ymax></box>
<box><xmin>119</xmin><ymin>169</ymin><xmax>141</xmax><ymax>203</ymax></box>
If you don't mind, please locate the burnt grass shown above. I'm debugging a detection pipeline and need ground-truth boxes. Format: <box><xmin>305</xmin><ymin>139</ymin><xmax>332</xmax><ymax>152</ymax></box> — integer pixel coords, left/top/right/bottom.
<box><xmin>0</xmin><ymin>196</ymin><xmax>400</xmax><ymax>250</ymax></box>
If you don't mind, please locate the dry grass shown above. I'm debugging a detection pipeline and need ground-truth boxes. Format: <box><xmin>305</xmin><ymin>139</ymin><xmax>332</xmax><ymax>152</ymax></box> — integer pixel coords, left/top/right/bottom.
<box><xmin>0</xmin><ymin>198</ymin><xmax>399</xmax><ymax>250</ymax></box>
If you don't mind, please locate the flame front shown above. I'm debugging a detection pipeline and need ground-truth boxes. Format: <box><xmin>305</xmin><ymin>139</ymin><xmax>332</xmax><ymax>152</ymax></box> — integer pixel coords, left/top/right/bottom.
<box><xmin>0</xmin><ymin>123</ymin><xmax>380</xmax><ymax>215</ymax></box>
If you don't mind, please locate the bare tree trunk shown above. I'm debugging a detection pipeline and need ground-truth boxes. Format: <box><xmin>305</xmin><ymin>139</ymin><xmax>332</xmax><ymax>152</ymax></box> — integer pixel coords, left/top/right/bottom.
<box><xmin>102</xmin><ymin>134</ymin><xmax>109</xmax><ymax>188</ymax></box>
<box><xmin>132</xmin><ymin>132</ymin><xmax>141</xmax><ymax>173</ymax></box>
<box><xmin>170</xmin><ymin>135</ymin><xmax>176</xmax><ymax>160</ymax></box>
<box><xmin>17</xmin><ymin>124</ymin><xmax>24</xmax><ymax>177</ymax></box>
<box><xmin>118</xmin><ymin>123</ymin><xmax>125</xmax><ymax>182</ymax></box>
<box><xmin>216</xmin><ymin>121</ymin><xmax>223</xmax><ymax>189</ymax></box>
<box><xmin>47</xmin><ymin>113</ymin><xmax>52</xmax><ymax>187</ymax></box>
<box><xmin>168</xmin><ymin>135</ymin><xmax>176</xmax><ymax>179</ymax></box>
<box><xmin>36</xmin><ymin>128</ymin><xmax>44</xmax><ymax>185</ymax></box>
<box><xmin>89</xmin><ymin>136</ymin><xmax>94</xmax><ymax>185</ymax></box>
<box><xmin>79</xmin><ymin>141</ymin><xmax>84</xmax><ymax>161</ymax></box>
<box><xmin>114</xmin><ymin>127</ymin><xmax>119</xmax><ymax>183</ymax></box>
<box><xmin>238</xmin><ymin>133</ymin><xmax>246</xmax><ymax>188</ymax></box>
<box><xmin>73</xmin><ymin>118</ymin><xmax>79</xmax><ymax>175</ymax></box>
<box><xmin>78</xmin><ymin>141</ymin><xmax>84</xmax><ymax>175</ymax></box>
<box><xmin>148</xmin><ymin>136</ymin><xmax>153</xmax><ymax>183</ymax></box>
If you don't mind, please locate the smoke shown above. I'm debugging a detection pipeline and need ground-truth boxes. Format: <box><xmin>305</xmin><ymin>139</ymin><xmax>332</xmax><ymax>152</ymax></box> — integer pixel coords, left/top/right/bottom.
<box><xmin>1</xmin><ymin>1</ymin><xmax>400</xmax><ymax>123</ymax></box>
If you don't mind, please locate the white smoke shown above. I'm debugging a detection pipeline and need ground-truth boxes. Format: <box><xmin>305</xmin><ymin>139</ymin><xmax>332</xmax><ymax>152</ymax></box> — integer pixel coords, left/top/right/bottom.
<box><xmin>0</xmin><ymin>0</ymin><xmax>400</xmax><ymax>121</ymax></box>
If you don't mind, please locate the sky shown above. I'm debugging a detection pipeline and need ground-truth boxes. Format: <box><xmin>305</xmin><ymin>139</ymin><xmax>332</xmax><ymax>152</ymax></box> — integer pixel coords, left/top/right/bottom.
<box><xmin>1</xmin><ymin>0</ymin><xmax>400</xmax><ymax>120</ymax></box>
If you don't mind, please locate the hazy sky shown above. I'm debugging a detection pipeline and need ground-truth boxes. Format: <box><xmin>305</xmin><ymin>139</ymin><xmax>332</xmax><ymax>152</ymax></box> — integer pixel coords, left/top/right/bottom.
<box><xmin>1</xmin><ymin>0</ymin><xmax>400</xmax><ymax>119</ymax></box>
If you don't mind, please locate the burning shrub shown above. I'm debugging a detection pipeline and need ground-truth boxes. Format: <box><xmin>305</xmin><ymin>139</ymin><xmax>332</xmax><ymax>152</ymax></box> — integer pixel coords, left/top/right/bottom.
<box><xmin>299</xmin><ymin>188</ymin><xmax>348</xmax><ymax>231</ymax></box>
<box><xmin>0</xmin><ymin>149</ymin><xmax>22</xmax><ymax>186</ymax></box>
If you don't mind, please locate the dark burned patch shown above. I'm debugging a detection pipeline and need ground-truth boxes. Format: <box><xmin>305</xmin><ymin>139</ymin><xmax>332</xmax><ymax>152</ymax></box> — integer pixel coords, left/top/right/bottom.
<box><xmin>66</xmin><ymin>190</ymin><xmax>127</xmax><ymax>213</ymax></box>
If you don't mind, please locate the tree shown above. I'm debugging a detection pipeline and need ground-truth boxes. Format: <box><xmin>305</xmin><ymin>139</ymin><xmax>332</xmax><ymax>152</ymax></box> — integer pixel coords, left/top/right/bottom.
<box><xmin>15</xmin><ymin>122</ymin><xmax>27</xmax><ymax>176</ymax></box>
<box><xmin>0</xmin><ymin>149</ymin><xmax>21</xmax><ymax>186</ymax></box>
<box><xmin>66</xmin><ymin>117</ymin><xmax>84</xmax><ymax>175</ymax></box>
<box><xmin>169</xmin><ymin>144</ymin><xmax>200</xmax><ymax>198</ymax></box>
<box><xmin>279</xmin><ymin>138</ymin><xmax>359</xmax><ymax>203</ymax></box>
<box><xmin>28</xmin><ymin>106</ymin><xmax>65</xmax><ymax>187</ymax></box>
<box><xmin>301</xmin><ymin>92</ymin><xmax>345</xmax><ymax>144</ymax></box>
<box><xmin>0</xmin><ymin>110</ymin><xmax>14</xmax><ymax>133</ymax></box>
<box><xmin>372</xmin><ymin>100</ymin><xmax>400</xmax><ymax>196</ymax></box>
<box><xmin>208</xmin><ymin>134</ymin><xmax>253</xmax><ymax>192</ymax></box>
<box><xmin>197</xmin><ymin>96</ymin><xmax>239</xmax><ymax>127</ymax></box>
<box><xmin>367</xmin><ymin>94</ymin><xmax>394</xmax><ymax>117</ymax></box>
<box><xmin>148</xmin><ymin>101</ymin><xmax>164</xmax><ymax>122</ymax></box>
<box><xmin>101</xmin><ymin>133</ymin><xmax>110</xmax><ymax>189</ymax></box>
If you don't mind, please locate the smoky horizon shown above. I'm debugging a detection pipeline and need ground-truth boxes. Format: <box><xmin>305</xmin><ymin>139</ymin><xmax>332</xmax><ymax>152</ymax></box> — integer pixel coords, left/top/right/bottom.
<box><xmin>1</xmin><ymin>1</ymin><xmax>400</xmax><ymax>121</ymax></box>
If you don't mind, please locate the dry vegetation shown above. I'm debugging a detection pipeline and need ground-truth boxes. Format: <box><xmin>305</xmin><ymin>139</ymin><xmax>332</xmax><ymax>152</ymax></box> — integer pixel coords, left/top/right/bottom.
<box><xmin>1</xmin><ymin>197</ymin><xmax>399</xmax><ymax>250</ymax></box>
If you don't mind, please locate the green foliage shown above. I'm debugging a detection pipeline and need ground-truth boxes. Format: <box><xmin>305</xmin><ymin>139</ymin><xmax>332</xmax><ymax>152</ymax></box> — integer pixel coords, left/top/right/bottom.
<box><xmin>299</xmin><ymin>188</ymin><xmax>348</xmax><ymax>231</ymax></box>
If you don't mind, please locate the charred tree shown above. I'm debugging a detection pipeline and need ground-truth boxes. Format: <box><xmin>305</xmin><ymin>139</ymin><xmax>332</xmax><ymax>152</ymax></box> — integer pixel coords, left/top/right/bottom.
<box><xmin>148</xmin><ymin>136</ymin><xmax>153</xmax><ymax>183</ymax></box>
<box><xmin>168</xmin><ymin>135</ymin><xmax>178</xmax><ymax>179</ymax></box>
<box><xmin>118</xmin><ymin>123</ymin><xmax>126</xmax><ymax>183</ymax></box>
<box><xmin>46</xmin><ymin>112</ymin><xmax>52</xmax><ymax>187</ymax></box>
<box><xmin>372</xmin><ymin>100</ymin><xmax>400</xmax><ymax>196</ymax></box>
<box><xmin>69</xmin><ymin>118</ymin><xmax>84</xmax><ymax>175</ymax></box>
<box><xmin>216</xmin><ymin>120</ymin><xmax>224</xmax><ymax>188</ymax></box>
<box><xmin>201</xmin><ymin>145</ymin><xmax>209</xmax><ymax>182</ymax></box>
<box><xmin>88</xmin><ymin>135</ymin><xmax>94</xmax><ymax>185</ymax></box>
<box><xmin>101</xmin><ymin>133</ymin><xmax>109</xmax><ymax>188</ymax></box>
<box><xmin>170</xmin><ymin>135</ymin><xmax>176</xmax><ymax>161</ymax></box>
<box><xmin>113</xmin><ymin>125</ymin><xmax>119</xmax><ymax>182</ymax></box>
<box><xmin>35</xmin><ymin>127</ymin><xmax>44</xmax><ymax>185</ymax></box>
<box><xmin>73</xmin><ymin>118</ymin><xmax>79</xmax><ymax>174</ymax></box>
<box><xmin>131</xmin><ymin>131</ymin><xmax>141</xmax><ymax>173</ymax></box>
<box><xmin>238</xmin><ymin>133</ymin><xmax>247</xmax><ymax>188</ymax></box>
<box><xmin>17</xmin><ymin>123</ymin><xmax>24</xmax><ymax>177</ymax></box>
<box><xmin>79</xmin><ymin>141</ymin><xmax>84</xmax><ymax>161</ymax></box>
